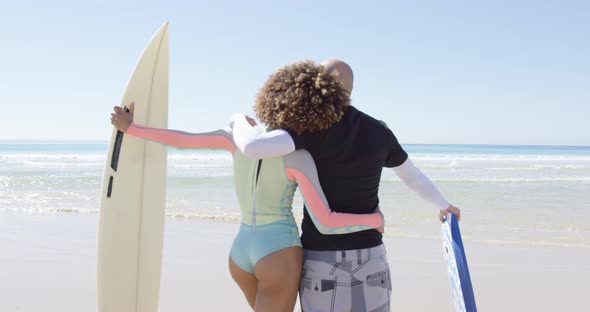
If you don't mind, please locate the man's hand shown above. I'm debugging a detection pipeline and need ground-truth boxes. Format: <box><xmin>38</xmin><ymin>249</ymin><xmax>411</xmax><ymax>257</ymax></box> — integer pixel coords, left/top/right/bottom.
<box><xmin>110</xmin><ymin>102</ymin><xmax>135</xmax><ymax>132</ymax></box>
<box><xmin>439</xmin><ymin>204</ymin><xmax>461</xmax><ymax>223</ymax></box>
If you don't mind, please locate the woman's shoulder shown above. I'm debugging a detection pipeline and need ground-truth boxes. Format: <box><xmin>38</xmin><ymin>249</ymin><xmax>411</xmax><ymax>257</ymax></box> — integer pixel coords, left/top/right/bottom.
<box><xmin>283</xmin><ymin>149</ymin><xmax>314</xmax><ymax>167</ymax></box>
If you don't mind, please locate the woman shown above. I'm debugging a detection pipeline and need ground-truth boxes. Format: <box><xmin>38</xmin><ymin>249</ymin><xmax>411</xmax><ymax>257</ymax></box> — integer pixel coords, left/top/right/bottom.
<box><xmin>109</xmin><ymin>61</ymin><xmax>382</xmax><ymax>312</ymax></box>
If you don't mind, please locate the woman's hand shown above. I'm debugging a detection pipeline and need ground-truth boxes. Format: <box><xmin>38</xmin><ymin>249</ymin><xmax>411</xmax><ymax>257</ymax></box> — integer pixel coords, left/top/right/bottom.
<box><xmin>376</xmin><ymin>206</ymin><xmax>385</xmax><ymax>234</ymax></box>
<box><xmin>439</xmin><ymin>204</ymin><xmax>461</xmax><ymax>223</ymax></box>
<box><xmin>229</xmin><ymin>113</ymin><xmax>257</xmax><ymax>128</ymax></box>
<box><xmin>245</xmin><ymin>116</ymin><xmax>257</xmax><ymax>126</ymax></box>
<box><xmin>110</xmin><ymin>102</ymin><xmax>135</xmax><ymax>132</ymax></box>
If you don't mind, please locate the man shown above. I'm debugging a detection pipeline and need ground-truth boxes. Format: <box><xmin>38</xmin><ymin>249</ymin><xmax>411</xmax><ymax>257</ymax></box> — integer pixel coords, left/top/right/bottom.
<box><xmin>230</xmin><ymin>59</ymin><xmax>460</xmax><ymax>312</ymax></box>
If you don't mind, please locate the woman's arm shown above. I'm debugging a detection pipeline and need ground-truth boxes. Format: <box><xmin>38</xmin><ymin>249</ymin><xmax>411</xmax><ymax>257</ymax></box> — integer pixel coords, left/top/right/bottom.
<box><xmin>283</xmin><ymin>150</ymin><xmax>383</xmax><ymax>235</ymax></box>
<box><xmin>127</xmin><ymin>124</ymin><xmax>235</xmax><ymax>152</ymax></box>
<box><xmin>111</xmin><ymin>105</ymin><xmax>235</xmax><ymax>152</ymax></box>
<box><xmin>230</xmin><ymin>114</ymin><xmax>295</xmax><ymax>159</ymax></box>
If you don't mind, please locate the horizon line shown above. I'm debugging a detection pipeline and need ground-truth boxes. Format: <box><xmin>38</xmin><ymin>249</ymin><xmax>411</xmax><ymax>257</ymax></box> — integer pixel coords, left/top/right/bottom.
<box><xmin>0</xmin><ymin>139</ymin><xmax>589</xmax><ymax>148</ymax></box>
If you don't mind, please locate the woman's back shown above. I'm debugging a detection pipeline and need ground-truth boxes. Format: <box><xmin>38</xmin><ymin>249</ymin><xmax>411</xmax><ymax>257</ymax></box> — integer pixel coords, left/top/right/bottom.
<box><xmin>232</xmin><ymin>150</ymin><xmax>297</xmax><ymax>227</ymax></box>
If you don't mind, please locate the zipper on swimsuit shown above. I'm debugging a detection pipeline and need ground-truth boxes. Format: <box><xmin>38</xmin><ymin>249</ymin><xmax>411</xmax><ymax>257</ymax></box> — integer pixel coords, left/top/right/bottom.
<box><xmin>251</xmin><ymin>159</ymin><xmax>263</xmax><ymax>231</ymax></box>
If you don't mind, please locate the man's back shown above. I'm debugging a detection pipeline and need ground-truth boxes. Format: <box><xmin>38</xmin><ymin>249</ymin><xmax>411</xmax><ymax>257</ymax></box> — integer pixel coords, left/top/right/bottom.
<box><xmin>289</xmin><ymin>106</ymin><xmax>408</xmax><ymax>250</ymax></box>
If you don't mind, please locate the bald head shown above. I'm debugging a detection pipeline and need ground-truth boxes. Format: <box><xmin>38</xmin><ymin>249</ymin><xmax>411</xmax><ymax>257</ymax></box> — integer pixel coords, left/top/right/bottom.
<box><xmin>320</xmin><ymin>58</ymin><xmax>354</xmax><ymax>95</ymax></box>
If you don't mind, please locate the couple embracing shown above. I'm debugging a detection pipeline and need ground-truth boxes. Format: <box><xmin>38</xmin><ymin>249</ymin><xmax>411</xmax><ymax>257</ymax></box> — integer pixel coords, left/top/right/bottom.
<box><xmin>110</xmin><ymin>58</ymin><xmax>460</xmax><ymax>312</ymax></box>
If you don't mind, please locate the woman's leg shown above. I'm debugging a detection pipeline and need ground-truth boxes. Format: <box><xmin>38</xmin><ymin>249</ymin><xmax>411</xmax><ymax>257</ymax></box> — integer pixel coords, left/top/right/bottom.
<box><xmin>229</xmin><ymin>256</ymin><xmax>258</xmax><ymax>310</ymax></box>
<box><xmin>253</xmin><ymin>246</ymin><xmax>303</xmax><ymax>312</ymax></box>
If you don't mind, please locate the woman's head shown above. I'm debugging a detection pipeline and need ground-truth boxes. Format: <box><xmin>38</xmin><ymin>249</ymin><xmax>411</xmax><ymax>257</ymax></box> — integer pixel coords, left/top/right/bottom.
<box><xmin>254</xmin><ymin>60</ymin><xmax>350</xmax><ymax>135</ymax></box>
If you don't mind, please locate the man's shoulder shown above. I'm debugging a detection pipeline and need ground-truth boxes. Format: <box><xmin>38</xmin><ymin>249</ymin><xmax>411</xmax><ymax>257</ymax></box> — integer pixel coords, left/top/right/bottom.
<box><xmin>348</xmin><ymin>106</ymin><xmax>392</xmax><ymax>131</ymax></box>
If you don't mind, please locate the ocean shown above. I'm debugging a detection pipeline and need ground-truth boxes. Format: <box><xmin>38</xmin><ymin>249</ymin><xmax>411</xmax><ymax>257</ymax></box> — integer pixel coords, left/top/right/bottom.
<box><xmin>1</xmin><ymin>141</ymin><xmax>589</xmax><ymax>248</ymax></box>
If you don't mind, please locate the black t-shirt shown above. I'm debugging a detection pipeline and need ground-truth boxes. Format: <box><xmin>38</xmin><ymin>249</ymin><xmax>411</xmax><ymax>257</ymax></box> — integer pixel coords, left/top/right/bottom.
<box><xmin>289</xmin><ymin>106</ymin><xmax>408</xmax><ymax>250</ymax></box>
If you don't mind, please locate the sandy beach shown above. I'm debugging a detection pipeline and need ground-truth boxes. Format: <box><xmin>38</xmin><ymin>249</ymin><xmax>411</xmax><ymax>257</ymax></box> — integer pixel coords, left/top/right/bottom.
<box><xmin>1</xmin><ymin>211</ymin><xmax>588</xmax><ymax>311</ymax></box>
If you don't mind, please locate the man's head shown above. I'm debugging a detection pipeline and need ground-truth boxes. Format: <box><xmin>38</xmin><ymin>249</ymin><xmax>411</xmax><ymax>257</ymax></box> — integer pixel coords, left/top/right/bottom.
<box><xmin>254</xmin><ymin>60</ymin><xmax>349</xmax><ymax>134</ymax></box>
<box><xmin>320</xmin><ymin>58</ymin><xmax>354</xmax><ymax>95</ymax></box>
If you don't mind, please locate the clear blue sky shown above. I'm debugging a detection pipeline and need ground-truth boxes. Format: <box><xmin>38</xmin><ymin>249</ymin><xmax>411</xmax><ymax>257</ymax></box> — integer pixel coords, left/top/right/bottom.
<box><xmin>1</xmin><ymin>0</ymin><xmax>588</xmax><ymax>145</ymax></box>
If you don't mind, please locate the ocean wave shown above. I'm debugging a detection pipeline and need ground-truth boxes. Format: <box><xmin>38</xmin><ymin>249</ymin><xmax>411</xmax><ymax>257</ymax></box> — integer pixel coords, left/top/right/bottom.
<box><xmin>0</xmin><ymin>152</ymin><xmax>232</xmax><ymax>162</ymax></box>
<box><xmin>1</xmin><ymin>160</ymin><xmax>232</xmax><ymax>172</ymax></box>
<box><xmin>21</xmin><ymin>160</ymin><xmax>105</xmax><ymax>168</ymax></box>
<box><xmin>168</xmin><ymin>164</ymin><xmax>232</xmax><ymax>169</ymax></box>
<box><xmin>165</xmin><ymin>211</ymin><xmax>241</xmax><ymax>222</ymax></box>
<box><xmin>168</xmin><ymin>154</ymin><xmax>232</xmax><ymax>161</ymax></box>
<box><xmin>4</xmin><ymin>152</ymin><xmax>589</xmax><ymax>172</ymax></box>
<box><xmin>381</xmin><ymin>176</ymin><xmax>590</xmax><ymax>182</ymax></box>
<box><xmin>412</xmin><ymin>154</ymin><xmax>590</xmax><ymax>162</ymax></box>
<box><xmin>418</xmin><ymin>163</ymin><xmax>590</xmax><ymax>170</ymax></box>
<box><xmin>0</xmin><ymin>153</ymin><xmax>106</xmax><ymax>161</ymax></box>
<box><xmin>0</xmin><ymin>175</ymin><xmax>101</xmax><ymax>189</ymax></box>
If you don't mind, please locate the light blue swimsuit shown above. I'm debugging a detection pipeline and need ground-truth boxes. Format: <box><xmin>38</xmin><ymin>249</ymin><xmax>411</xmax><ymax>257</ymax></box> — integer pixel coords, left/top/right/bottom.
<box><xmin>229</xmin><ymin>151</ymin><xmax>301</xmax><ymax>272</ymax></box>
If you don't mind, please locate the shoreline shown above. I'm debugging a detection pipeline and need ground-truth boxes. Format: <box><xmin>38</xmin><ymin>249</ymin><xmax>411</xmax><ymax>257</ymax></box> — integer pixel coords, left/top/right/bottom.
<box><xmin>4</xmin><ymin>209</ymin><xmax>588</xmax><ymax>249</ymax></box>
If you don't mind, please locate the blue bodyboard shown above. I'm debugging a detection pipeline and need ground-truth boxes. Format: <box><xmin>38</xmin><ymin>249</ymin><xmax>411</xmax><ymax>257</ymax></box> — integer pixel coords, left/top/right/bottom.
<box><xmin>441</xmin><ymin>213</ymin><xmax>477</xmax><ymax>312</ymax></box>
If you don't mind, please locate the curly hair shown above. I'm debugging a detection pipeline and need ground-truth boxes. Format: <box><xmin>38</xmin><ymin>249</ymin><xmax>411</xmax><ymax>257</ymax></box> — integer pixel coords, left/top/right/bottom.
<box><xmin>254</xmin><ymin>60</ymin><xmax>350</xmax><ymax>134</ymax></box>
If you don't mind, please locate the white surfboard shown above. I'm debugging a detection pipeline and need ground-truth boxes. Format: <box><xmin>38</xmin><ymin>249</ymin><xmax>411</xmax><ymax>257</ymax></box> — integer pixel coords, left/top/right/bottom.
<box><xmin>97</xmin><ymin>22</ymin><xmax>169</xmax><ymax>312</ymax></box>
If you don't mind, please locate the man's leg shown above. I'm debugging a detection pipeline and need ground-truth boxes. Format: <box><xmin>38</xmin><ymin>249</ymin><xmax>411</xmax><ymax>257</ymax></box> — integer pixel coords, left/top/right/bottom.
<box><xmin>299</xmin><ymin>249</ymin><xmax>351</xmax><ymax>312</ymax></box>
<box><xmin>351</xmin><ymin>245</ymin><xmax>391</xmax><ymax>312</ymax></box>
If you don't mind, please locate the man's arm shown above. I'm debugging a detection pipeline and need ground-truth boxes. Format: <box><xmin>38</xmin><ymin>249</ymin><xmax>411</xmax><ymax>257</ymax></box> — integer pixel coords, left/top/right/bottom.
<box><xmin>382</xmin><ymin>123</ymin><xmax>461</xmax><ymax>222</ymax></box>
<box><xmin>230</xmin><ymin>114</ymin><xmax>295</xmax><ymax>159</ymax></box>
<box><xmin>392</xmin><ymin>158</ymin><xmax>461</xmax><ymax>222</ymax></box>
